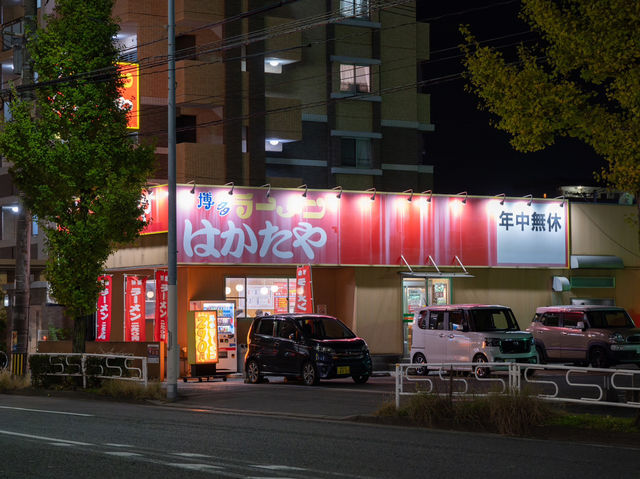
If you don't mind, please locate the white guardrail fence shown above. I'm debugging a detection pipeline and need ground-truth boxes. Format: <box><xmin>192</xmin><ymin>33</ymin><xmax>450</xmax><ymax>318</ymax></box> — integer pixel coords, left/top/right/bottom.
<box><xmin>35</xmin><ymin>353</ymin><xmax>148</xmax><ymax>388</ymax></box>
<box><xmin>395</xmin><ymin>362</ymin><xmax>640</xmax><ymax>410</ymax></box>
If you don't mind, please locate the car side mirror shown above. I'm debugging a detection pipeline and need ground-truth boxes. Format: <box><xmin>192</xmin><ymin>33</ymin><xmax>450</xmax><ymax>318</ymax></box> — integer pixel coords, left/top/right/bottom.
<box><xmin>288</xmin><ymin>333</ymin><xmax>297</xmax><ymax>341</ymax></box>
<box><xmin>577</xmin><ymin>321</ymin><xmax>585</xmax><ymax>330</ymax></box>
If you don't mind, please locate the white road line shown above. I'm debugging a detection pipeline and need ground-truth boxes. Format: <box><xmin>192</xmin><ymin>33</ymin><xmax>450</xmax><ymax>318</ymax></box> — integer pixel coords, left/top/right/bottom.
<box><xmin>0</xmin><ymin>405</ymin><xmax>93</xmax><ymax>417</ymax></box>
<box><xmin>104</xmin><ymin>443</ymin><xmax>134</xmax><ymax>448</ymax></box>
<box><xmin>165</xmin><ymin>463</ymin><xmax>222</xmax><ymax>471</ymax></box>
<box><xmin>255</xmin><ymin>465</ymin><xmax>306</xmax><ymax>471</ymax></box>
<box><xmin>104</xmin><ymin>452</ymin><xmax>142</xmax><ymax>457</ymax></box>
<box><xmin>172</xmin><ymin>452</ymin><xmax>212</xmax><ymax>458</ymax></box>
<box><xmin>0</xmin><ymin>429</ymin><xmax>93</xmax><ymax>446</ymax></box>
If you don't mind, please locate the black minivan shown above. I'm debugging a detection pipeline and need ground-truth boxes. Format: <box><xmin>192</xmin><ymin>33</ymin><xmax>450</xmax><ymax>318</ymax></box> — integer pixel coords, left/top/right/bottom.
<box><xmin>244</xmin><ymin>314</ymin><xmax>373</xmax><ymax>386</ymax></box>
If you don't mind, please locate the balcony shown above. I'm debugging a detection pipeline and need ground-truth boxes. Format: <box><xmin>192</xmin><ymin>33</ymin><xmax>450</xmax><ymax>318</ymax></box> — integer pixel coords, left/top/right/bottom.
<box><xmin>177</xmin><ymin>143</ymin><xmax>226</xmax><ymax>184</ymax></box>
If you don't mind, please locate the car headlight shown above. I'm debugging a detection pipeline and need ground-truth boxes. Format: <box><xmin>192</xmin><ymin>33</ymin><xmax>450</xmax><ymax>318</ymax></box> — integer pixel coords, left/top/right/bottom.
<box><xmin>483</xmin><ymin>337</ymin><xmax>501</xmax><ymax>348</ymax></box>
<box><xmin>609</xmin><ymin>333</ymin><xmax>624</xmax><ymax>344</ymax></box>
<box><xmin>315</xmin><ymin>344</ymin><xmax>335</xmax><ymax>355</ymax></box>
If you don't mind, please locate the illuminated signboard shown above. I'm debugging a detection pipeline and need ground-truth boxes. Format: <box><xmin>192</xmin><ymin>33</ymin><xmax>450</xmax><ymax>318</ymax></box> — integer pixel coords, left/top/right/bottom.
<box><xmin>116</xmin><ymin>62</ymin><xmax>140</xmax><ymax>129</ymax></box>
<box><xmin>142</xmin><ymin>185</ymin><xmax>569</xmax><ymax>268</ymax></box>
<box><xmin>191</xmin><ymin>311</ymin><xmax>218</xmax><ymax>364</ymax></box>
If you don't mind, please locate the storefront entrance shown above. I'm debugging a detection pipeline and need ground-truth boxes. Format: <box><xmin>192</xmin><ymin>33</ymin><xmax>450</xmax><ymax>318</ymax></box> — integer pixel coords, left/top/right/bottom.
<box><xmin>402</xmin><ymin>278</ymin><xmax>451</xmax><ymax>359</ymax></box>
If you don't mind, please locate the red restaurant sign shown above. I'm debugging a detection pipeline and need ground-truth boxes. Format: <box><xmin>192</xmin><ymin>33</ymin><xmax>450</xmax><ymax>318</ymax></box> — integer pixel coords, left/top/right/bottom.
<box><xmin>142</xmin><ymin>185</ymin><xmax>569</xmax><ymax>268</ymax></box>
<box><xmin>294</xmin><ymin>265</ymin><xmax>313</xmax><ymax>313</ymax></box>
<box><xmin>154</xmin><ymin>270</ymin><xmax>168</xmax><ymax>342</ymax></box>
<box><xmin>125</xmin><ymin>275</ymin><xmax>146</xmax><ymax>342</ymax></box>
<box><xmin>96</xmin><ymin>275</ymin><xmax>112</xmax><ymax>342</ymax></box>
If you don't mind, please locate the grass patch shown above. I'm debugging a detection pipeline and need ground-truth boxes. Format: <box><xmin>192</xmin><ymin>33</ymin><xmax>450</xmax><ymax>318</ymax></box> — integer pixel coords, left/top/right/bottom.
<box><xmin>0</xmin><ymin>370</ymin><xmax>31</xmax><ymax>392</ymax></box>
<box><xmin>376</xmin><ymin>391</ymin><xmax>555</xmax><ymax>436</ymax></box>
<box><xmin>96</xmin><ymin>380</ymin><xmax>165</xmax><ymax>401</ymax></box>
<box><xmin>548</xmin><ymin>413</ymin><xmax>640</xmax><ymax>433</ymax></box>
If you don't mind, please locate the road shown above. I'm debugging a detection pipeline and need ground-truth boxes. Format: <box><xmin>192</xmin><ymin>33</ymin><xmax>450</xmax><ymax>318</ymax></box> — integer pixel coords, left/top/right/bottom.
<box><xmin>1</xmin><ymin>382</ymin><xmax>639</xmax><ymax>479</ymax></box>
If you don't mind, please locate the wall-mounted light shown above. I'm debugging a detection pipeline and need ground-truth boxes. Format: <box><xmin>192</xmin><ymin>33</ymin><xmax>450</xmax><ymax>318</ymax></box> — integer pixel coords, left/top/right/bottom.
<box><xmin>268</xmin><ymin>139</ymin><xmax>279</xmax><ymax>146</ymax></box>
<box><xmin>421</xmin><ymin>190</ymin><xmax>433</xmax><ymax>203</ymax></box>
<box><xmin>269</xmin><ymin>59</ymin><xmax>280</xmax><ymax>67</ymax></box>
<box><xmin>554</xmin><ymin>194</ymin><xmax>566</xmax><ymax>206</ymax></box>
<box><xmin>495</xmin><ymin>193</ymin><xmax>505</xmax><ymax>205</ymax></box>
<box><xmin>225</xmin><ymin>181</ymin><xmax>234</xmax><ymax>195</ymax></box>
<box><xmin>403</xmin><ymin>189</ymin><xmax>414</xmax><ymax>202</ymax></box>
<box><xmin>298</xmin><ymin>184</ymin><xmax>308</xmax><ymax>198</ymax></box>
<box><xmin>187</xmin><ymin>180</ymin><xmax>196</xmax><ymax>194</ymax></box>
<box><xmin>523</xmin><ymin>194</ymin><xmax>533</xmax><ymax>206</ymax></box>
<box><xmin>261</xmin><ymin>183</ymin><xmax>271</xmax><ymax>198</ymax></box>
<box><xmin>367</xmin><ymin>187</ymin><xmax>376</xmax><ymax>201</ymax></box>
<box><xmin>333</xmin><ymin>185</ymin><xmax>343</xmax><ymax>199</ymax></box>
<box><xmin>457</xmin><ymin>191</ymin><xmax>468</xmax><ymax>204</ymax></box>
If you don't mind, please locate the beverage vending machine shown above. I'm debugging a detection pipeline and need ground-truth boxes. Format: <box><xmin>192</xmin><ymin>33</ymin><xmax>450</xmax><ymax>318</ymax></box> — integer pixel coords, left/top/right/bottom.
<box><xmin>189</xmin><ymin>300</ymin><xmax>237</xmax><ymax>373</ymax></box>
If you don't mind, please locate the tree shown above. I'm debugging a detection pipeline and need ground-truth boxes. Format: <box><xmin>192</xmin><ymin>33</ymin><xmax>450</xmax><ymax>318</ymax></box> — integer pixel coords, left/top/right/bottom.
<box><xmin>0</xmin><ymin>0</ymin><xmax>155</xmax><ymax>352</ymax></box>
<box><xmin>461</xmin><ymin>0</ymin><xmax>640</xmax><ymax>200</ymax></box>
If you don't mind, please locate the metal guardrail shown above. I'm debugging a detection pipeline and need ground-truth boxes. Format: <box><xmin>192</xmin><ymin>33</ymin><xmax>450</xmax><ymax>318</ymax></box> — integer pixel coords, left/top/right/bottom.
<box><xmin>34</xmin><ymin>353</ymin><xmax>148</xmax><ymax>388</ymax></box>
<box><xmin>395</xmin><ymin>362</ymin><xmax>640</xmax><ymax>409</ymax></box>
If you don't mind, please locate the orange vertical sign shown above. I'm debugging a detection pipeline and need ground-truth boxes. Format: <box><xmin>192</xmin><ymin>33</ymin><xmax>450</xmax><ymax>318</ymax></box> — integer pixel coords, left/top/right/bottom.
<box><xmin>116</xmin><ymin>62</ymin><xmax>140</xmax><ymax>129</ymax></box>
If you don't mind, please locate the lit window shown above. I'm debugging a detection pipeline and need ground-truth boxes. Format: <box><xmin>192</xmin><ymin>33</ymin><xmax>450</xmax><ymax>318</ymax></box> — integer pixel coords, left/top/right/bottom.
<box><xmin>340</xmin><ymin>64</ymin><xmax>370</xmax><ymax>93</ymax></box>
<box><xmin>341</xmin><ymin>138</ymin><xmax>372</xmax><ymax>168</ymax></box>
<box><xmin>340</xmin><ymin>0</ymin><xmax>369</xmax><ymax>17</ymax></box>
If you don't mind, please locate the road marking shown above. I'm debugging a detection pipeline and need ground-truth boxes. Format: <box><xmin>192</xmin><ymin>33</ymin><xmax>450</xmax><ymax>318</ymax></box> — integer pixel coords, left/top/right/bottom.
<box><xmin>254</xmin><ymin>465</ymin><xmax>305</xmax><ymax>471</ymax></box>
<box><xmin>105</xmin><ymin>452</ymin><xmax>142</xmax><ymax>457</ymax></box>
<box><xmin>165</xmin><ymin>463</ymin><xmax>222</xmax><ymax>471</ymax></box>
<box><xmin>172</xmin><ymin>452</ymin><xmax>212</xmax><ymax>458</ymax></box>
<box><xmin>0</xmin><ymin>405</ymin><xmax>93</xmax><ymax>417</ymax></box>
<box><xmin>49</xmin><ymin>443</ymin><xmax>74</xmax><ymax>447</ymax></box>
<box><xmin>0</xmin><ymin>429</ymin><xmax>92</xmax><ymax>446</ymax></box>
<box><xmin>104</xmin><ymin>443</ymin><xmax>134</xmax><ymax>448</ymax></box>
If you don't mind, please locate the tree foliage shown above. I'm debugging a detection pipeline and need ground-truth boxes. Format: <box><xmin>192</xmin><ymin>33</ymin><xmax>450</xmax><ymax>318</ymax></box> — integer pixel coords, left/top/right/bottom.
<box><xmin>461</xmin><ymin>0</ymin><xmax>640</xmax><ymax>195</ymax></box>
<box><xmin>0</xmin><ymin>0</ymin><xmax>155</xmax><ymax>350</ymax></box>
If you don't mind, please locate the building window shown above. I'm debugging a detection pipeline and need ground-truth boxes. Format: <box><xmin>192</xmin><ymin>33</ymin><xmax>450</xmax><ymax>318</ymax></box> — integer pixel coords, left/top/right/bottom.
<box><xmin>341</xmin><ymin>138</ymin><xmax>372</xmax><ymax>168</ymax></box>
<box><xmin>340</xmin><ymin>0</ymin><xmax>369</xmax><ymax>17</ymax></box>
<box><xmin>176</xmin><ymin>115</ymin><xmax>197</xmax><ymax>143</ymax></box>
<box><xmin>225</xmin><ymin>277</ymin><xmax>297</xmax><ymax>318</ymax></box>
<box><xmin>340</xmin><ymin>64</ymin><xmax>370</xmax><ymax>93</ymax></box>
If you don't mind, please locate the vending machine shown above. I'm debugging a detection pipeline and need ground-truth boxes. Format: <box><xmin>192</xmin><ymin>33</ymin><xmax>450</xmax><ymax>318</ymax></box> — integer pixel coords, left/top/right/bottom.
<box><xmin>189</xmin><ymin>300</ymin><xmax>237</xmax><ymax>373</ymax></box>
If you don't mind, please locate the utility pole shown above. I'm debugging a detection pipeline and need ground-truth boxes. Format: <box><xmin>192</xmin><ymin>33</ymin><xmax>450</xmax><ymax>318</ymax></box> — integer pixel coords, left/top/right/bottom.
<box><xmin>10</xmin><ymin>0</ymin><xmax>37</xmax><ymax>376</ymax></box>
<box><xmin>166</xmin><ymin>0</ymin><xmax>178</xmax><ymax>400</ymax></box>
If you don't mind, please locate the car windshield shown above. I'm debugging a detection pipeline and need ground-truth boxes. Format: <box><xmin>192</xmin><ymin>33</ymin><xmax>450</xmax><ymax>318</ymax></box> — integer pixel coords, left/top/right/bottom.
<box><xmin>469</xmin><ymin>308</ymin><xmax>520</xmax><ymax>332</ymax></box>
<box><xmin>587</xmin><ymin>310</ymin><xmax>635</xmax><ymax>328</ymax></box>
<box><xmin>296</xmin><ymin>317</ymin><xmax>356</xmax><ymax>340</ymax></box>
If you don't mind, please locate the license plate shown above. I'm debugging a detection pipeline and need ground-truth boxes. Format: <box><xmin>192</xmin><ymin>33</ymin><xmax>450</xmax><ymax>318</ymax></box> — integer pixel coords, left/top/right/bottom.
<box><xmin>337</xmin><ymin>366</ymin><xmax>350</xmax><ymax>375</ymax></box>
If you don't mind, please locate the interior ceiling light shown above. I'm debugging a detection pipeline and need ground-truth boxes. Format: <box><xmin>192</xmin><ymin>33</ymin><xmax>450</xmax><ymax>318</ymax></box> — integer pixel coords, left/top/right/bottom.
<box><xmin>269</xmin><ymin>139</ymin><xmax>279</xmax><ymax>146</ymax></box>
<box><xmin>269</xmin><ymin>59</ymin><xmax>280</xmax><ymax>67</ymax></box>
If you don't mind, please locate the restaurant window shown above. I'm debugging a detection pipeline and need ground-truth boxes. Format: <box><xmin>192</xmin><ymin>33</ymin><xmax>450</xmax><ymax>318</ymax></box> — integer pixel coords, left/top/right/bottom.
<box><xmin>340</xmin><ymin>138</ymin><xmax>371</xmax><ymax>168</ymax></box>
<box><xmin>225</xmin><ymin>277</ymin><xmax>296</xmax><ymax>318</ymax></box>
<box><xmin>340</xmin><ymin>64</ymin><xmax>370</xmax><ymax>93</ymax></box>
<box><xmin>340</xmin><ymin>0</ymin><xmax>369</xmax><ymax>17</ymax></box>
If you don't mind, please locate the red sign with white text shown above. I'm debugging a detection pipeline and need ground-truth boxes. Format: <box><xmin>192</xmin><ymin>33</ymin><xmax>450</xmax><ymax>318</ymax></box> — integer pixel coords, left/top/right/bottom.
<box><xmin>125</xmin><ymin>275</ymin><xmax>147</xmax><ymax>342</ymax></box>
<box><xmin>154</xmin><ymin>271</ymin><xmax>168</xmax><ymax>342</ymax></box>
<box><xmin>96</xmin><ymin>275</ymin><xmax>112</xmax><ymax>342</ymax></box>
<box><xmin>142</xmin><ymin>186</ymin><xmax>569</xmax><ymax>268</ymax></box>
<box><xmin>294</xmin><ymin>265</ymin><xmax>313</xmax><ymax>313</ymax></box>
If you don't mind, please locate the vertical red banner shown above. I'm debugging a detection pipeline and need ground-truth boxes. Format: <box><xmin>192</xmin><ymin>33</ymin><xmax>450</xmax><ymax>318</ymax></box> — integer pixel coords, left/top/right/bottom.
<box><xmin>294</xmin><ymin>265</ymin><xmax>314</xmax><ymax>313</ymax></box>
<box><xmin>154</xmin><ymin>270</ymin><xmax>168</xmax><ymax>342</ymax></box>
<box><xmin>125</xmin><ymin>275</ymin><xmax>147</xmax><ymax>342</ymax></box>
<box><xmin>96</xmin><ymin>275</ymin><xmax>112</xmax><ymax>342</ymax></box>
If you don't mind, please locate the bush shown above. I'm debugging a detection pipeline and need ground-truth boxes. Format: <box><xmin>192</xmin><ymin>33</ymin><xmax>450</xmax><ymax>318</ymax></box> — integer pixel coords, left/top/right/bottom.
<box><xmin>97</xmin><ymin>379</ymin><xmax>164</xmax><ymax>401</ymax></box>
<box><xmin>376</xmin><ymin>391</ymin><xmax>554</xmax><ymax>436</ymax></box>
<box><xmin>0</xmin><ymin>370</ymin><xmax>31</xmax><ymax>392</ymax></box>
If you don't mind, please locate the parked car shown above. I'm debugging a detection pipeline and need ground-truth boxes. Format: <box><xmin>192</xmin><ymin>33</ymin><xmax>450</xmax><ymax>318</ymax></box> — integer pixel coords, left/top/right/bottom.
<box><xmin>527</xmin><ymin>305</ymin><xmax>640</xmax><ymax>368</ymax></box>
<box><xmin>410</xmin><ymin>304</ymin><xmax>537</xmax><ymax>377</ymax></box>
<box><xmin>244</xmin><ymin>313</ymin><xmax>373</xmax><ymax>386</ymax></box>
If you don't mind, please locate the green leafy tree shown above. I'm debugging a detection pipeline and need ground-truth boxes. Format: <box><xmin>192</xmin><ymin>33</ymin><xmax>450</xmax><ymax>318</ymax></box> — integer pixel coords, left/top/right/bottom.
<box><xmin>461</xmin><ymin>0</ymin><xmax>640</xmax><ymax>202</ymax></box>
<box><xmin>0</xmin><ymin>0</ymin><xmax>155</xmax><ymax>352</ymax></box>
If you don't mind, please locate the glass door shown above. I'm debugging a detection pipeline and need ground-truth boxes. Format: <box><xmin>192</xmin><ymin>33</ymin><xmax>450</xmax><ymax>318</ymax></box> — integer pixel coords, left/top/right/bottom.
<box><xmin>402</xmin><ymin>279</ymin><xmax>427</xmax><ymax>359</ymax></box>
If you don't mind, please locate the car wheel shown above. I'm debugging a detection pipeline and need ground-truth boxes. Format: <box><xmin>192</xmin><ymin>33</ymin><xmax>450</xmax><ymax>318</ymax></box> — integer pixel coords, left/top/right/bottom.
<box><xmin>302</xmin><ymin>361</ymin><xmax>319</xmax><ymax>386</ymax></box>
<box><xmin>245</xmin><ymin>360</ymin><xmax>262</xmax><ymax>384</ymax></box>
<box><xmin>352</xmin><ymin>374</ymin><xmax>369</xmax><ymax>384</ymax></box>
<box><xmin>412</xmin><ymin>353</ymin><xmax>429</xmax><ymax>376</ymax></box>
<box><xmin>535</xmin><ymin>345</ymin><xmax>547</xmax><ymax>364</ymax></box>
<box><xmin>589</xmin><ymin>347</ymin><xmax>610</xmax><ymax>369</ymax></box>
<box><xmin>473</xmin><ymin>354</ymin><xmax>490</xmax><ymax>378</ymax></box>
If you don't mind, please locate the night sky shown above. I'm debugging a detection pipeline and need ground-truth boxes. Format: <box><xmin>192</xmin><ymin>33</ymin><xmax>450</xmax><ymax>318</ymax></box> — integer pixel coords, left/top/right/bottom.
<box><xmin>417</xmin><ymin>0</ymin><xmax>605</xmax><ymax>198</ymax></box>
